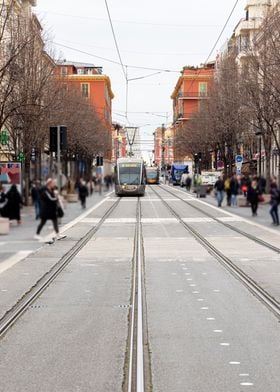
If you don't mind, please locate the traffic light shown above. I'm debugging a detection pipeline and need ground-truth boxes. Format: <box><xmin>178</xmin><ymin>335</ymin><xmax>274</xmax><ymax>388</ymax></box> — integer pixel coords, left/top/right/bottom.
<box><xmin>49</xmin><ymin>126</ymin><xmax>68</xmax><ymax>152</ymax></box>
<box><xmin>96</xmin><ymin>156</ymin><xmax>103</xmax><ymax>166</ymax></box>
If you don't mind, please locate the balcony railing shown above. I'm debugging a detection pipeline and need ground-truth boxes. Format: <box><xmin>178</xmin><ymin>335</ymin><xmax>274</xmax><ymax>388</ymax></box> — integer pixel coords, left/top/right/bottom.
<box><xmin>178</xmin><ymin>92</ymin><xmax>208</xmax><ymax>99</ymax></box>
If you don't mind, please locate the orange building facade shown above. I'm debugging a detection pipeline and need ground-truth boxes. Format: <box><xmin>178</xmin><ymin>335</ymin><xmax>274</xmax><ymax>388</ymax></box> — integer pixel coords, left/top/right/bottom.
<box><xmin>171</xmin><ymin>63</ymin><xmax>214</xmax><ymax>162</ymax></box>
<box><xmin>153</xmin><ymin>126</ymin><xmax>174</xmax><ymax>169</ymax></box>
<box><xmin>56</xmin><ymin>62</ymin><xmax>114</xmax><ymax>162</ymax></box>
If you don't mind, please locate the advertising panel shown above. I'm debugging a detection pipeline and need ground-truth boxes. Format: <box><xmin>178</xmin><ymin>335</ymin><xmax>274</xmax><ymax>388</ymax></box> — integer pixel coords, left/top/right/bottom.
<box><xmin>0</xmin><ymin>162</ymin><xmax>22</xmax><ymax>193</ymax></box>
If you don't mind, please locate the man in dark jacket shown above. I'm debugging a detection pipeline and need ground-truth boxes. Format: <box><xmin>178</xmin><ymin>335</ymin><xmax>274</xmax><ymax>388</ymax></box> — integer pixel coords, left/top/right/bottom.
<box><xmin>214</xmin><ymin>176</ymin><xmax>225</xmax><ymax>207</ymax></box>
<box><xmin>34</xmin><ymin>178</ymin><xmax>61</xmax><ymax>240</ymax></box>
<box><xmin>78</xmin><ymin>180</ymin><xmax>89</xmax><ymax>209</ymax></box>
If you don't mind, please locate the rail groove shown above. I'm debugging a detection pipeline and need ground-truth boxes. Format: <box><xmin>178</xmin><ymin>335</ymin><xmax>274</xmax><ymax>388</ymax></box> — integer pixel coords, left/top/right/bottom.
<box><xmin>126</xmin><ymin>198</ymin><xmax>146</xmax><ymax>392</ymax></box>
<box><xmin>150</xmin><ymin>186</ymin><xmax>280</xmax><ymax>320</ymax></box>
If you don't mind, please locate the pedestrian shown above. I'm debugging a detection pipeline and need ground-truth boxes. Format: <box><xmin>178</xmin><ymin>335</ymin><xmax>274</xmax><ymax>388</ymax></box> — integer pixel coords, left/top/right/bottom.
<box><xmin>31</xmin><ymin>181</ymin><xmax>41</xmax><ymax>220</ymax></box>
<box><xmin>34</xmin><ymin>178</ymin><xmax>62</xmax><ymax>240</ymax></box>
<box><xmin>214</xmin><ymin>176</ymin><xmax>225</xmax><ymax>207</ymax></box>
<box><xmin>230</xmin><ymin>175</ymin><xmax>239</xmax><ymax>207</ymax></box>
<box><xmin>186</xmin><ymin>175</ymin><xmax>192</xmax><ymax>192</ymax></box>
<box><xmin>269</xmin><ymin>180</ymin><xmax>280</xmax><ymax>226</ymax></box>
<box><xmin>0</xmin><ymin>183</ymin><xmax>7</xmax><ymax>216</ymax></box>
<box><xmin>247</xmin><ymin>179</ymin><xmax>261</xmax><ymax>216</ymax></box>
<box><xmin>78</xmin><ymin>179</ymin><xmax>89</xmax><ymax>209</ymax></box>
<box><xmin>180</xmin><ymin>171</ymin><xmax>188</xmax><ymax>188</ymax></box>
<box><xmin>224</xmin><ymin>177</ymin><xmax>231</xmax><ymax>206</ymax></box>
<box><xmin>1</xmin><ymin>184</ymin><xmax>23</xmax><ymax>224</ymax></box>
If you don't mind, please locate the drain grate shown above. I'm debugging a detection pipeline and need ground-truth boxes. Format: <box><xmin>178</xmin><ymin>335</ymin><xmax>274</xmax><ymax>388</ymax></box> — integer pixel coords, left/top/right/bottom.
<box><xmin>118</xmin><ymin>304</ymin><xmax>131</xmax><ymax>309</ymax></box>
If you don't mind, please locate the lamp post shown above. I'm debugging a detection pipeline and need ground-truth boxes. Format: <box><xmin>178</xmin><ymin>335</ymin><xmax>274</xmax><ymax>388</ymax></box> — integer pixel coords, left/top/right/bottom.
<box><xmin>255</xmin><ymin>127</ymin><xmax>262</xmax><ymax>176</ymax></box>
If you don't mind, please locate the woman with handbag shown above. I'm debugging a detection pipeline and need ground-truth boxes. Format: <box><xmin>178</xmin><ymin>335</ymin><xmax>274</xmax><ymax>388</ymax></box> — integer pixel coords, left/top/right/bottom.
<box><xmin>247</xmin><ymin>179</ymin><xmax>261</xmax><ymax>217</ymax></box>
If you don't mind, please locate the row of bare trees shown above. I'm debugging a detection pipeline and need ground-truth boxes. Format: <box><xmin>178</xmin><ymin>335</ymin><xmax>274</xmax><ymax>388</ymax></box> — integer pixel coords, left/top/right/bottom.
<box><xmin>0</xmin><ymin>2</ymin><xmax>109</xmax><ymax>199</ymax></box>
<box><xmin>176</xmin><ymin>7</ymin><xmax>280</xmax><ymax>188</ymax></box>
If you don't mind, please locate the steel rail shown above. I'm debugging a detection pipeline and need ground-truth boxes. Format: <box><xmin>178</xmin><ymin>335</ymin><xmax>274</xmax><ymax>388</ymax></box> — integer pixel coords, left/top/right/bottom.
<box><xmin>157</xmin><ymin>184</ymin><xmax>280</xmax><ymax>254</ymax></box>
<box><xmin>0</xmin><ymin>198</ymin><xmax>121</xmax><ymax>338</ymax></box>
<box><xmin>150</xmin><ymin>186</ymin><xmax>280</xmax><ymax>320</ymax></box>
<box><xmin>127</xmin><ymin>198</ymin><xmax>145</xmax><ymax>392</ymax></box>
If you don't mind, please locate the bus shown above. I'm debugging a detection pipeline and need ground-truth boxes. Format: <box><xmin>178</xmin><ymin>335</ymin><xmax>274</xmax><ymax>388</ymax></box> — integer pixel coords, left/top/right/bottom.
<box><xmin>170</xmin><ymin>164</ymin><xmax>189</xmax><ymax>185</ymax></box>
<box><xmin>146</xmin><ymin>167</ymin><xmax>159</xmax><ymax>184</ymax></box>
<box><xmin>115</xmin><ymin>158</ymin><xmax>146</xmax><ymax>196</ymax></box>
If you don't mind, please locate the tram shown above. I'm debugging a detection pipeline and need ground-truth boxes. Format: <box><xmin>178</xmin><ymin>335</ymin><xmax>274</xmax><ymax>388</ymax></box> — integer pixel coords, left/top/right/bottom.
<box><xmin>115</xmin><ymin>157</ymin><xmax>146</xmax><ymax>196</ymax></box>
<box><xmin>146</xmin><ymin>167</ymin><xmax>160</xmax><ymax>184</ymax></box>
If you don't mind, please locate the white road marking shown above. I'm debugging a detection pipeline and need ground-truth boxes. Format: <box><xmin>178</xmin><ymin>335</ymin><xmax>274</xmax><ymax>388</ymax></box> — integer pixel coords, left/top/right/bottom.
<box><xmin>189</xmin><ymin>284</ymin><xmax>196</xmax><ymax>287</ymax></box>
<box><xmin>182</xmin><ymin>217</ymin><xmax>214</xmax><ymax>223</ymax></box>
<box><xmin>1</xmin><ymin>289</ymin><xmax>8</xmax><ymax>292</ymax></box>
<box><xmin>201</xmin><ymin>307</ymin><xmax>209</xmax><ymax>310</ymax></box>
<box><xmin>240</xmin><ymin>382</ymin><xmax>254</xmax><ymax>386</ymax></box>
<box><xmin>80</xmin><ymin>218</ymin><xmax>102</xmax><ymax>224</ymax></box>
<box><xmin>213</xmin><ymin>289</ymin><xmax>221</xmax><ymax>293</ymax></box>
<box><xmin>192</xmin><ymin>291</ymin><xmax>200</xmax><ymax>294</ymax></box>
<box><xmin>141</xmin><ymin>218</ymin><xmax>177</xmax><ymax>223</ymax></box>
<box><xmin>197</xmin><ymin>298</ymin><xmax>204</xmax><ymax>302</ymax></box>
<box><xmin>186</xmin><ymin>278</ymin><xmax>193</xmax><ymax>281</ymax></box>
<box><xmin>207</xmin><ymin>318</ymin><xmax>215</xmax><ymax>321</ymax></box>
<box><xmin>217</xmin><ymin>216</ymin><xmax>245</xmax><ymax>222</ymax></box>
<box><xmin>240</xmin><ymin>374</ymin><xmax>250</xmax><ymax>377</ymax></box>
<box><xmin>105</xmin><ymin>218</ymin><xmax>137</xmax><ymax>223</ymax></box>
<box><xmin>0</xmin><ymin>251</ymin><xmax>33</xmax><ymax>275</ymax></box>
<box><xmin>229</xmin><ymin>361</ymin><xmax>241</xmax><ymax>365</ymax></box>
<box><xmin>213</xmin><ymin>329</ymin><xmax>223</xmax><ymax>333</ymax></box>
<box><xmin>176</xmin><ymin>290</ymin><xmax>184</xmax><ymax>293</ymax></box>
<box><xmin>220</xmin><ymin>343</ymin><xmax>230</xmax><ymax>346</ymax></box>
<box><xmin>184</xmin><ymin>272</ymin><xmax>191</xmax><ymax>275</ymax></box>
<box><xmin>0</xmin><ymin>242</ymin><xmax>6</xmax><ymax>247</ymax></box>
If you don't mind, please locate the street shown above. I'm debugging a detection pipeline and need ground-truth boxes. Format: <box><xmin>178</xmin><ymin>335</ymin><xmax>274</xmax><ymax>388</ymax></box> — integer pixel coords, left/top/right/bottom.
<box><xmin>0</xmin><ymin>185</ymin><xmax>280</xmax><ymax>391</ymax></box>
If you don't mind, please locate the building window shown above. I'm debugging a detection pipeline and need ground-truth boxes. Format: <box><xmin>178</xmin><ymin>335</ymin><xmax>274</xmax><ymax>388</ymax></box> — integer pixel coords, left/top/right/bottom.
<box><xmin>81</xmin><ymin>83</ymin><xmax>89</xmax><ymax>98</ymax></box>
<box><xmin>77</xmin><ymin>68</ymin><xmax>84</xmax><ymax>75</ymax></box>
<box><xmin>199</xmin><ymin>82</ymin><xmax>207</xmax><ymax>97</ymax></box>
<box><xmin>61</xmin><ymin>66</ymin><xmax>68</xmax><ymax>76</ymax></box>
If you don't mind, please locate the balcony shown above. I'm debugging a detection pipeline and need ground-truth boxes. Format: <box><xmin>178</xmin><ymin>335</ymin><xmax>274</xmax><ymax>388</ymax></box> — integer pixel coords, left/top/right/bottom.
<box><xmin>178</xmin><ymin>92</ymin><xmax>208</xmax><ymax>99</ymax></box>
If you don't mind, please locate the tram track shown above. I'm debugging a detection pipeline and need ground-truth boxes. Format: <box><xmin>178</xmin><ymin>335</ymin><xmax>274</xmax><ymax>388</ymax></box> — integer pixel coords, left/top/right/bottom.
<box><xmin>150</xmin><ymin>185</ymin><xmax>280</xmax><ymax>320</ymax></box>
<box><xmin>125</xmin><ymin>197</ymin><xmax>150</xmax><ymax>392</ymax></box>
<box><xmin>0</xmin><ymin>197</ymin><xmax>121</xmax><ymax>338</ymax></box>
<box><xmin>158</xmin><ymin>184</ymin><xmax>280</xmax><ymax>254</ymax></box>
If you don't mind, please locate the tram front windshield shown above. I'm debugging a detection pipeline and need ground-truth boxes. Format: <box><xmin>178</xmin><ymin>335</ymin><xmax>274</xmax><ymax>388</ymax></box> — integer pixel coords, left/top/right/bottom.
<box><xmin>147</xmin><ymin>171</ymin><xmax>158</xmax><ymax>179</ymax></box>
<box><xmin>119</xmin><ymin>163</ymin><xmax>141</xmax><ymax>185</ymax></box>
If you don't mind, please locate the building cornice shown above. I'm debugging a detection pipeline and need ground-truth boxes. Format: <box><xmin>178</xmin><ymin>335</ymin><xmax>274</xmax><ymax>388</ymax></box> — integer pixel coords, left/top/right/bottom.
<box><xmin>66</xmin><ymin>75</ymin><xmax>114</xmax><ymax>99</ymax></box>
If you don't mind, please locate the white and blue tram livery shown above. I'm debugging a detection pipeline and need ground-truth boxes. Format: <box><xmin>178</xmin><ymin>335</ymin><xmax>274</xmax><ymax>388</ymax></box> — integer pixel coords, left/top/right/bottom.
<box><xmin>115</xmin><ymin>158</ymin><xmax>146</xmax><ymax>196</ymax></box>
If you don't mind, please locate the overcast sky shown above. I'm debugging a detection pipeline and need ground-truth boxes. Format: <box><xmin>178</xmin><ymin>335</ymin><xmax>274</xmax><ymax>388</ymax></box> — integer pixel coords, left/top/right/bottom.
<box><xmin>35</xmin><ymin>0</ymin><xmax>246</xmax><ymax>155</ymax></box>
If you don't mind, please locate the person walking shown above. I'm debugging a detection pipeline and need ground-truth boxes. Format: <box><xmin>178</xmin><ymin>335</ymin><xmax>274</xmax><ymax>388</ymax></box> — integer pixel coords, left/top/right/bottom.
<box><xmin>224</xmin><ymin>177</ymin><xmax>231</xmax><ymax>206</ymax></box>
<box><xmin>0</xmin><ymin>183</ymin><xmax>7</xmax><ymax>216</ymax></box>
<box><xmin>269</xmin><ymin>180</ymin><xmax>280</xmax><ymax>226</ymax></box>
<box><xmin>186</xmin><ymin>175</ymin><xmax>192</xmax><ymax>192</ymax></box>
<box><xmin>78</xmin><ymin>180</ymin><xmax>89</xmax><ymax>209</ymax></box>
<box><xmin>180</xmin><ymin>171</ymin><xmax>188</xmax><ymax>188</ymax></box>
<box><xmin>247</xmin><ymin>179</ymin><xmax>260</xmax><ymax>216</ymax></box>
<box><xmin>1</xmin><ymin>184</ymin><xmax>23</xmax><ymax>224</ymax></box>
<box><xmin>31</xmin><ymin>181</ymin><xmax>41</xmax><ymax>220</ymax></box>
<box><xmin>214</xmin><ymin>176</ymin><xmax>225</xmax><ymax>207</ymax></box>
<box><xmin>34</xmin><ymin>178</ymin><xmax>62</xmax><ymax>240</ymax></box>
<box><xmin>230</xmin><ymin>175</ymin><xmax>239</xmax><ymax>207</ymax></box>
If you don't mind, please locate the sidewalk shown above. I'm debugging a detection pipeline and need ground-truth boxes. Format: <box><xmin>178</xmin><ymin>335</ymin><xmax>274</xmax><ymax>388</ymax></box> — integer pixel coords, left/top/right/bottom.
<box><xmin>0</xmin><ymin>189</ymin><xmax>113</xmax><ymax>268</ymax></box>
<box><xmin>186</xmin><ymin>188</ymin><xmax>279</xmax><ymax>231</ymax></box>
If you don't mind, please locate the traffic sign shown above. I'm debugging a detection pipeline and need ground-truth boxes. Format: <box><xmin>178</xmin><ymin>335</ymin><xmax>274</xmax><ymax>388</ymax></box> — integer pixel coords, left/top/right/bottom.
<box><xmin>235</xmin><ymin>155</ymin><xmax>243</xmax><ymax>164</ymax></box>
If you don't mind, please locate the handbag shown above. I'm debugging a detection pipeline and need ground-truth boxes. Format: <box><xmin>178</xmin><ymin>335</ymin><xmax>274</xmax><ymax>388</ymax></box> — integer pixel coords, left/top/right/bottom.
<box><xmin>57</xmin><ymin>204</ymin><xmax>64</xmax><ymax>218</ymax></box>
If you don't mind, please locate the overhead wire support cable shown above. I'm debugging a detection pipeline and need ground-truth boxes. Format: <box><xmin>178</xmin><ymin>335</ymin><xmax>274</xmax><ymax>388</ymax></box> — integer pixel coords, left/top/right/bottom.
<box><xmin>184</xmin><ymin>0</ymin><xmax>240</xmax><ymax>97</ymax></box>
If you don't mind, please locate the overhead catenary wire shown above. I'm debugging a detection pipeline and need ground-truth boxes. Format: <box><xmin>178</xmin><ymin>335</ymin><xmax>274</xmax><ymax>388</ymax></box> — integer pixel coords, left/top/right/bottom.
<box><xmin>104</xmin><ymin>0</ymin><xmax>127</xmax><ymax>81</ymax></box>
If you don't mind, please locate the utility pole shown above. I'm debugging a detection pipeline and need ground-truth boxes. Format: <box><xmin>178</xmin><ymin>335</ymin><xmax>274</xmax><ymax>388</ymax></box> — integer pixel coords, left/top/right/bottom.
<box><xmin>57</xmin><ymin>125</ymin><xmax>61</xmax><ymax>193</ymax></box>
